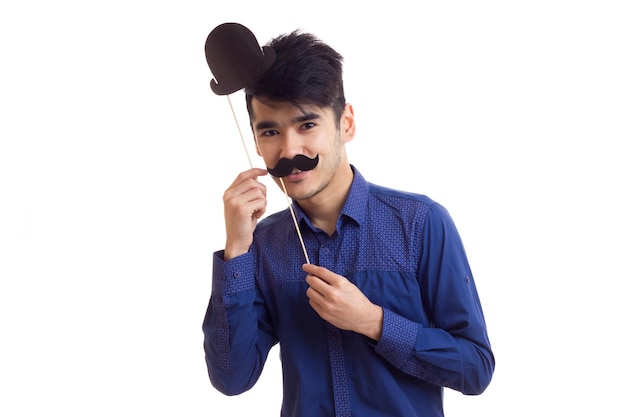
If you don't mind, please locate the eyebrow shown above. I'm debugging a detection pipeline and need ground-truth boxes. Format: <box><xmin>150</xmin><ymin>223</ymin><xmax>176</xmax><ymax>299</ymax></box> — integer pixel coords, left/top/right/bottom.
<box><xmin>254</xmin><ymin>112</ymin><xmax>321</xmax><ymax>131</ymax></box>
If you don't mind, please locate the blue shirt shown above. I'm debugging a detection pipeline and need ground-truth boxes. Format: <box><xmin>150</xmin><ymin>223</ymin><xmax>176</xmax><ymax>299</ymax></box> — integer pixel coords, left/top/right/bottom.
<box><xmin>203</xmin><ymin>166</ymin><xmax>494</xmax><ymax>417</ymax></box>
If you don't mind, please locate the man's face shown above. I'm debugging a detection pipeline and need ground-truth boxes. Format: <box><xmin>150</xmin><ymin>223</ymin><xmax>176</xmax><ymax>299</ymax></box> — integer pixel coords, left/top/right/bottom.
<box><xmin>250</xmin><ymin>97</ymin><xmax>352</xmax><ymax>202</ymax></box>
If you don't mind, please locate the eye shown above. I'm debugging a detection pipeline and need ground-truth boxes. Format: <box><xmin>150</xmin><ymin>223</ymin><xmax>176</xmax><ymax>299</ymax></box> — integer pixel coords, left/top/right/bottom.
<box><xmin>260</xmin><ymin>129</ymin><xmax>279</xmax><ymax>137</ymax></box>
<box><xmin>301</xmin><ymin>122</ymin><xmax>316</xmax><ymax>130</ymax></box>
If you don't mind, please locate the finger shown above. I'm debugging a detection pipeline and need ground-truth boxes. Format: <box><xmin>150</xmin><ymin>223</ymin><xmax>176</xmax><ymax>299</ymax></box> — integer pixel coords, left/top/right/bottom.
<box><xmin>302</xmin><ymin>263</ymin><xmax>326</xmax><ymax>277</ymax></box>
<box><xmin>305</xmin><ymin>285</ymin><xmax>323</xmax><ymax>303</ymax></box>
<box><xmin>234</xmin><ymin>168</ymin><xmax>268</xmax><ymax>185</ymax></box>
<box><xmin>224</xmin><ymin>169</ymin><xmax>268</xmax><ymax>198</ymax></box>
<box><xmin>305</xmin><ymin>273</ymin><xmax>328</xmax><ymax>293</ymax></box>
<box><xmin>253</xmin><ymin>207</ymin><xmax>266</xmax><ymax>220</ymax></box>
<box><xmin>302</xmin><ymin>264</ymin><xmax>339</xmax><ymax>285</ymax></box>
<box><xmin>224</xmin><ymin>178</ymin><xmax>267</xmax><ymax>209</ymax></box>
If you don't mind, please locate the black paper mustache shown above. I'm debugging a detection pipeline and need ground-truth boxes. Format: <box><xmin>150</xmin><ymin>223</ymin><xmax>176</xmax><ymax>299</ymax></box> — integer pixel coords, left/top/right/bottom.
<box><xmin>267</xmin><ymin>154</ymin><xmax>320</xmax><ymax>178</ymax></box>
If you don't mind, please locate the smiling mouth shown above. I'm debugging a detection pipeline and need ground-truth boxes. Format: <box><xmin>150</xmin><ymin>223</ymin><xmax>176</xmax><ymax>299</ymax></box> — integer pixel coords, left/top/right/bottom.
<box><xmin>286</xmin><ymin>169</ymin><xmax>303</xmax><ymax>178</ymax></box>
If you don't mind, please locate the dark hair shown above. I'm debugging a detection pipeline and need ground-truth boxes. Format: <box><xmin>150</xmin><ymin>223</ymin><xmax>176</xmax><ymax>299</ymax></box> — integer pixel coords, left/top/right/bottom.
<box><xmin>245</xmin><ymin>31</ymin><xmax>346</xmax><ymax>126</ymax></box>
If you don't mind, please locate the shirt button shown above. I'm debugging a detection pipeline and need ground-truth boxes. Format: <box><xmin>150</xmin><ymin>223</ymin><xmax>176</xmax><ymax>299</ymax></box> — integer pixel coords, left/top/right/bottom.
<box><xmin>233</xmin><ymin>271</ymin><xmax>241</xmax><ymax>279</ymax></box>
<box><xmin>322</xmin><ymin>247</ymin><xmax>330</xmax><ymax>255</ymax></box>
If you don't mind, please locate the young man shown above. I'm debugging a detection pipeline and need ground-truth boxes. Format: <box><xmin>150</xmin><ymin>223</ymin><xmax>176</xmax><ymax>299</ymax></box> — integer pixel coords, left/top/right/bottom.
<box><xmin>203</xmin><ymin>30</ymin><xmax>495</xmax><ymax>417</ymax></box>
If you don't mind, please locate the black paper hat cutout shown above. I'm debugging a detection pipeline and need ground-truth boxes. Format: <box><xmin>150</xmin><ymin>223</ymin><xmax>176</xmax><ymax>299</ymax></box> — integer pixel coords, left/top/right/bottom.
<box><xmin>205</xmin><ymin>23</ymin><xmax>276</xmax><ymax>96</ymax></box>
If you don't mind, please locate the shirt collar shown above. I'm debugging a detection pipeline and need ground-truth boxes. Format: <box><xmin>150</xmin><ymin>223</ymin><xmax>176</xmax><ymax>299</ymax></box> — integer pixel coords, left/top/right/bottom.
<box><xmin>292</xmin><ymin>165</ymin><xmax>368</xmax><ymax>229</ymax></box>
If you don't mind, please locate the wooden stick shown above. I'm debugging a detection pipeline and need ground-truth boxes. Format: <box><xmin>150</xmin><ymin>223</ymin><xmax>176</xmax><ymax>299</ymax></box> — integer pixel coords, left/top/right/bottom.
<box><xmin>227</xmin><ymin>95</ymin><xmax>253</xmax><ymax>169</ymax></box>
<box><xmin>279</xmin><ymin>178</ymin><xmax>311</xmax><ymax>264</ymax></box>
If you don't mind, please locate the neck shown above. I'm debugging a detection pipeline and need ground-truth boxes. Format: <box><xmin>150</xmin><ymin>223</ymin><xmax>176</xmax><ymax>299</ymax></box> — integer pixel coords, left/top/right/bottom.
<box><xmin>297</xmin><ymin>164</ymin><xmax>354</xmax><ymax>236</ymax></box>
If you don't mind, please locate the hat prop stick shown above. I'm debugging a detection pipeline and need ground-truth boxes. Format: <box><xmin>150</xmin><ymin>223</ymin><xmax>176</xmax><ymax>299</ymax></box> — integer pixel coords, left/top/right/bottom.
<box><xmin>205</xmin><ymin>22</ymin><xmax>310</xmax><ymax>264</ymax></box>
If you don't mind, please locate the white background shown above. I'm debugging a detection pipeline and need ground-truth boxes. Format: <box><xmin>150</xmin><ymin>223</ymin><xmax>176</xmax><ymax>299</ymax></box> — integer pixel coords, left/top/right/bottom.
<box><xmin>1</xmin><ymin>1</ymin><xmax>625</xmax><ymax>416</ymax></box>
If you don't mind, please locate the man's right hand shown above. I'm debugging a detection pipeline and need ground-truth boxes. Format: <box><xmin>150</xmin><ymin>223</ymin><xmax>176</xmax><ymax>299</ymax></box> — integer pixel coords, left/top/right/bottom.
<box><xmin>222</xmin><ymin>168</ymin><xmax>268</xmax><ymax>261</ymax></box>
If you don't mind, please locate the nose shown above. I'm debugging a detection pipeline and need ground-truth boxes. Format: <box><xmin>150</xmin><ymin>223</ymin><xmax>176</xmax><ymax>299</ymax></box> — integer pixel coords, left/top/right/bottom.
<box><xmin>279</xmin><ymin>129</ymin><xmax>304</xmax><ymax>159</ymax></box>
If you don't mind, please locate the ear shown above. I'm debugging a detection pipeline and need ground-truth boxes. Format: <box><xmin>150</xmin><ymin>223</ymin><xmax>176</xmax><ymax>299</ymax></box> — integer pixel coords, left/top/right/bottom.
<box><xmin>341</xmin><ymin>103</ymin><xmax>356</xmax><ymax>144</ymax></box>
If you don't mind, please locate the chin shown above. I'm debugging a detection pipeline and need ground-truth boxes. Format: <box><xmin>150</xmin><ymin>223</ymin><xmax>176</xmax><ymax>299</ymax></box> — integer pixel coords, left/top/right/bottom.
<box><xmin>290</xmin><ymin>188</ymin><xmax>319</xmax><ymax>202</ymax></box>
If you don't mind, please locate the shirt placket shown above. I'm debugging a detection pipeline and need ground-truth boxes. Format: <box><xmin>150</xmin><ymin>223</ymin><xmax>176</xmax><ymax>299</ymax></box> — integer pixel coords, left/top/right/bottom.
<box><xmin>326</xmin><ymin>323</ymin><xmax>351</xmax><ymax>417</ymax></box>
<box><xmin>319</xmin><ymin>240</ymin><xmax>351</xmax><ymax>417</ymax></box>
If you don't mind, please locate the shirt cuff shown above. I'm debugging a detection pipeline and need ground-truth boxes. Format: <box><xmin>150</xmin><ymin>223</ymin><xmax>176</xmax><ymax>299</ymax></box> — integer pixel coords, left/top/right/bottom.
<box><xmin>212</xmin><ymin>250</ymin><xmax>256</xmax><ymax>297</ymax></box>
<box><xmin>375</xmin><ymin>308</ymin><xmax>419</xmax><ymax>369</ymax></box>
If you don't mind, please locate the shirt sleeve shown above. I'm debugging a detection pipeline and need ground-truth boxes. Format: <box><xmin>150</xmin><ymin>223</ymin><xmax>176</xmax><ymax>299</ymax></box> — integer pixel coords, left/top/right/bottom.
<box><xmin>374</xmin><ymin>203</ymin><xmax>495</xmax><ymax>395</ymax></box>
<box><xmin>202</xmin><ymin>250</ymin><xmax>278</xmax><ymax>396</ymax></box>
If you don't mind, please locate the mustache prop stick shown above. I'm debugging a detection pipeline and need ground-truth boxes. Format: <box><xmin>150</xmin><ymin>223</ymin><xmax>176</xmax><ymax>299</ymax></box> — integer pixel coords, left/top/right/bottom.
<box><xmin>204</xmin><ymin>22</ymin><xmax>311</xmax><ymax>264</ymax></box>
